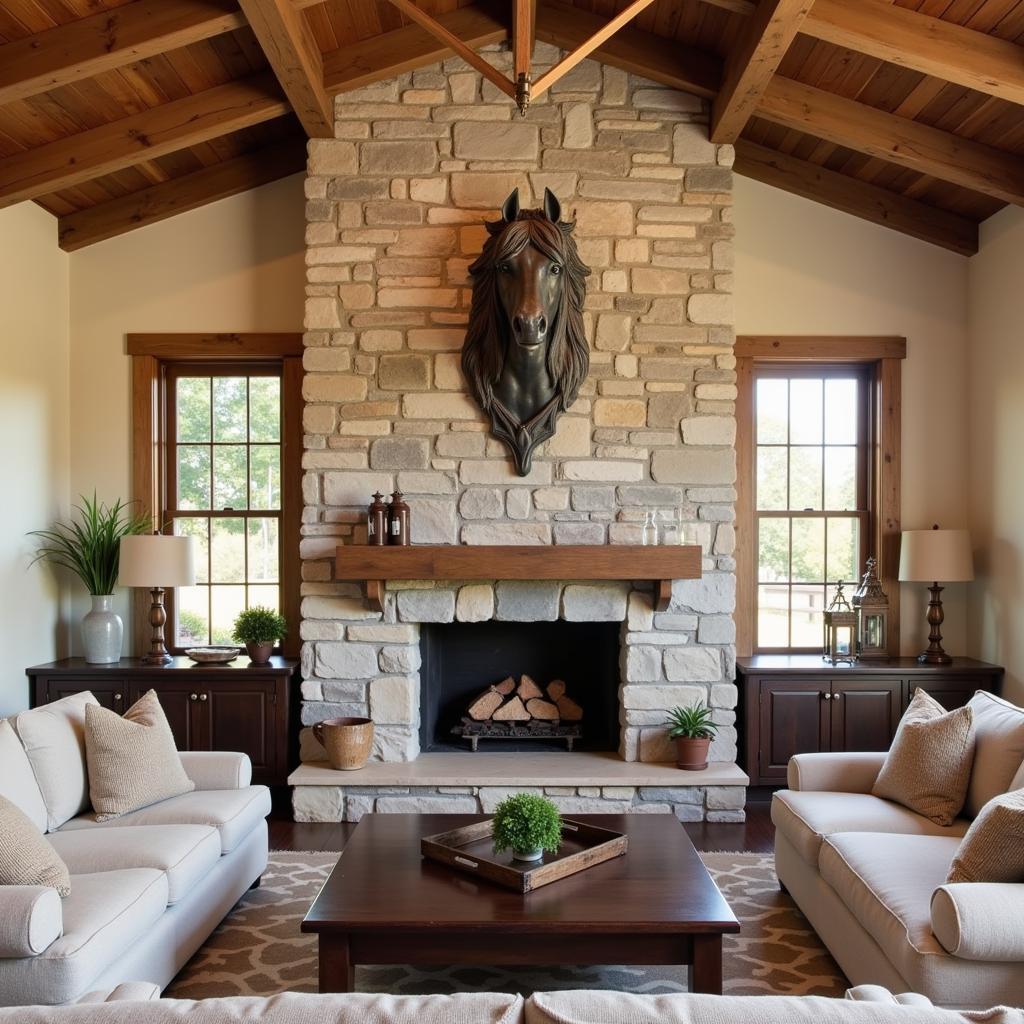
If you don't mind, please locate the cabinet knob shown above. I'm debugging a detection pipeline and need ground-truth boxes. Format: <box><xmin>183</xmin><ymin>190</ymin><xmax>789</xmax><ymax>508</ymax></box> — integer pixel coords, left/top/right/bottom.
<box><xmin>823</xmin><ymin>692</ymin><xmax>832</xmax><ymax>700</ymax></box>
<box><xmin>199</xmin><ymin>693</ymin><xmax>208</xmax><ymax>702</ymax></box>
<box><xmin>190</xmin><ymin>693</ymin><xmax>198</xmax><ymax>701</ymax></box>
<box><xmin>113</xmin><ymin>693</ymin><xmax>122</xmax><ymax>702</ymax></box>
<box><xmin>834</xmin><ymin>691</ymin><xmax>842</xmax><ymax>699</ymax></box>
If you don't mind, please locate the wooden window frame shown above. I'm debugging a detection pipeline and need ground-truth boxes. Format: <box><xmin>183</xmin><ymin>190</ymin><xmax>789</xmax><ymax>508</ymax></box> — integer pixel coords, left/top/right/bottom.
<box><xmin>128</xmin><ymin>333</ymin><xmax>303</xmax><ymax>659</ymax></box>
<box><xmin>736</xmin><ymin>336</ymin><xmax>905</xmax><ymax>659</ymax></box>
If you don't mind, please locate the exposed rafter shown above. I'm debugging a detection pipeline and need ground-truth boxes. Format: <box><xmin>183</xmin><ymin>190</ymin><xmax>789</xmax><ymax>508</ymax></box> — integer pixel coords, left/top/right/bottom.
<box><xmin>711</xmin><ymin>0</ymin><xmax>814</xmax><ymax>144</ymax></box>
<box><xmin>802</xmin><ymin>0</ymin><xmax>1024</xmax><ymax>108</ymax></box>
<box><xmin>322</xmin><ymin>4</ymin><xmax>507</xmax><ymax>96</ymax></box>
<box><xmin>57</xmin><ymin>140</ymin><xmax>306</xmax><ymax>251</ymax></box>
<box><xmin>758</xmin><ymin>76</ymin><xmax>1024</xmax><ymax>208</ymax></box>
<box><xmin>513</xmin><ymin>0</ymin><xmax>538</xmax><ymax>110</ymax></box>
<box><xmin>238</xmin><ymin>0</ymin><xmax>333</xmax><ymax>137</ymax></box>
<box><xmin>535</xmin><ymin>0</ymin><xmax>721</xmax><ymax>99</ymax></box>
<box><xmin>0</xmin><ymin>73</ymin><xmax>288</xmax><ymax>209</ymax></box>
<box><xmin>0</xmin><ymin>0</ymin><xmax>245</xmax><ymax>107</ymax></box>
<box><xmin>735</xmin><ymin>140</ymin><xmax>978</xmax><ymax>256</ymax></box>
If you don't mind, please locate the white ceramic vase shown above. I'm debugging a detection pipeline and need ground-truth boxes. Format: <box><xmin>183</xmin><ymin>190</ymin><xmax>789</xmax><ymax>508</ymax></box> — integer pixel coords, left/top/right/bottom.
<box><xmin>82</xmin><ymin>595</ymin><xmax>123</xmax><ymax>665</ymax></box>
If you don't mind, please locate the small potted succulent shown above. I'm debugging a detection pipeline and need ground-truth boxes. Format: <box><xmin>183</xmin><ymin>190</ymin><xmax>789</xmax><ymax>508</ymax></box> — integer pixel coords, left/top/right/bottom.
<box><xmin>666</xmin><ymin>703</ymin><xmax>719</xmax><ymax>771</ymax></box>
<box><xmin>492</xmin><ymin>793</ymin><xmax>563</xmax><ymax>863</ymax></box>
<box><xmin>231</xmin><ymin>606</ymin><xmax>287</xmax><ymax>665</ymax></box>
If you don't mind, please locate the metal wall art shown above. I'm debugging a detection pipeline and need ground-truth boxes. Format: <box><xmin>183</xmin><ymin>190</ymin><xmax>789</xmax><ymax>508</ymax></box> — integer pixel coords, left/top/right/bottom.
<box><xmin>462</xmin><ymin>188</ymin><xmax>591</xmax><ymax>476</ymax></box>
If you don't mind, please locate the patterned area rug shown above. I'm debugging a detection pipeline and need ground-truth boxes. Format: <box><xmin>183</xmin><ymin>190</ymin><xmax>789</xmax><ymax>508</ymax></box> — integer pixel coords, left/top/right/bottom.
<box><xmin>166</xmin><ymin>851</ymin><xmax>847</xmax><ymax>999</ymax></box>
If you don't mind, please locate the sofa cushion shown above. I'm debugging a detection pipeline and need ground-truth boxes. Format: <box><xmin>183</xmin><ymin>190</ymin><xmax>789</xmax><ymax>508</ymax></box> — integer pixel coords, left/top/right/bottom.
<box><xmin>58</xmin><ymin>786</ymin><xmax>272</xmax><ymax>854</ymax></box>
<box><xmin>771</xmin><ymin>790</ymin><xmax>969</xmax><ymax>867</ymax></box>
<box><xmin>0</xmin><ymin>886</ymin><xmax>62</xmax><ymax>957</ymax></box>
<box><xmin>84</xmin><ymin>690</ymin><xmax>194</xmax><ymax>821</ymax></box>
<box><xmin>49</xmin><ymin>824</ymin><xmax>221</xmax><ymax>904</ymax></box>
<box><xmin>0</xmin><ymin>718</ymin><xmax>48</xmax><ymax>831</ymax></box>
<box><xmin>14</xmin><ymin>692</ymin><xmax>98</xmax><ymax>831</ymax></box>
<box><xmin>946</xmin><ymin>788</ymin><xmax>1024</xmax><ymax>883</ymax></box>
<box><xmin>965</xmin><ymin>691</ymin><xmax>1024</xmax><ymax>816</ymax></box>
<box><xmin>819</xmin><ymin>832</ymin><xmax>959</xmax><ymax>966</ymax></box>
<box><xmin>872</xmin><ymin>689</ymin><xmax>976</xmax><ymax>826</ymax></box>
<box><xmin>0</xmin><ymin>794</ymin><xmax>71</xmax><ymax>896</ymax></box>
<box><xmin>0</xmin><ymin>867</ymin><xmax>168</xmax><ymax>1006</ymax></box>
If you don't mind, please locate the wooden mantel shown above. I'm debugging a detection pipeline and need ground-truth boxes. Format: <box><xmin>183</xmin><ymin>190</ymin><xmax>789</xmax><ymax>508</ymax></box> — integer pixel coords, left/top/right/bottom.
<box><xmin>335</xmin><ymin>544</ymin><xmax>703</xmax><ymax>613</ymax></box>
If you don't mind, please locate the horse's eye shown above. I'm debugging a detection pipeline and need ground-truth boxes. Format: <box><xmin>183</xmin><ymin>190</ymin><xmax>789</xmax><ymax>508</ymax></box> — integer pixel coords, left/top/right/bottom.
<box><xmin>498</xmin><ymin>263</ymin><xmax>512</xmax><ymax>274</ymax></box>
<box><xmin>550</xmin><ymin>264</ymin><xmax>562</xmax><ymax>276</ymax></box>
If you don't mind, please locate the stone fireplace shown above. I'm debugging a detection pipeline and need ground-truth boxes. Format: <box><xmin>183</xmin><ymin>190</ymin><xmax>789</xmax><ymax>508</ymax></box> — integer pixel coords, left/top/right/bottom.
<box><xmin>292</xmin><ymin>43</ymin><xmax>742</xmax><ymax>822</ymax></box>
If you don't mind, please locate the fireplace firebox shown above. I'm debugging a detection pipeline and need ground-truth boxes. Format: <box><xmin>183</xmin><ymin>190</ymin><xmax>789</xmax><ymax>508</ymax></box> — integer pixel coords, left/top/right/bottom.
<box><xmin>419</xmin><ymin>621</ymin><xmax>620</xmax><ymax>753</ymax></box>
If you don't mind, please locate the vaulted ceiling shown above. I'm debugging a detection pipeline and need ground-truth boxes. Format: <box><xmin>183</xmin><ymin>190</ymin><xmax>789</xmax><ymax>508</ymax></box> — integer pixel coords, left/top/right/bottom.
<box><xmin>1</xmin><ymin>0</ymin><xmax>1021</xmax><ymax>255</ymax></box>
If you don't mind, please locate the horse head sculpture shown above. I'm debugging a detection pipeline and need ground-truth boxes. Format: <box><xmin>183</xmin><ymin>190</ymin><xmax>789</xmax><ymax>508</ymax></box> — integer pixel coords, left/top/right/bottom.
<box><xmin>463</xmin><ymin>188</ymin><xmax>591</xmax><ymax>476</ymax></box>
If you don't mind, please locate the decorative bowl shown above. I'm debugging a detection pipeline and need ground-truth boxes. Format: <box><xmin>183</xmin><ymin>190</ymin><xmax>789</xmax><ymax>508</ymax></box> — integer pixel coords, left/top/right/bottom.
<box><xmin>185</xmin><ymin>647</ymin><xmax>239</xmax><ymax>665</ymax></box>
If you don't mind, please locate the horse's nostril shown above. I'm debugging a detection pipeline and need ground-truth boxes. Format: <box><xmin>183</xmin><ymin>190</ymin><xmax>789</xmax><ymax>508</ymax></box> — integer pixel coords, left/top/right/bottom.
<box><xmin>538</xmin><ymin>316</ymin><xmax>547</xmax><ymax>335</ymax></box>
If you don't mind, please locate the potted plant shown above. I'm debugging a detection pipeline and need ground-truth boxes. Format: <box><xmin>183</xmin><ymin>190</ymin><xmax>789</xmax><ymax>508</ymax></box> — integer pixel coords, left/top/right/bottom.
<box><xmin>30</xmin><ymin>494</ymin><xmax>151</xmax><ymax>664</ymax></box>
<box><xmin>666</xmin><ymin>703</ymin><xmax>719</xmax><ymax>771</ymax></box>
<box><xmin>492</xmin><ymin>793</ymin><xmax>563</xmax><ymax>863</ymax></box>
<box><xmin>232</xmin><ymin>606</ymin><xmax>287</xmax><ymax>665</ymax></box>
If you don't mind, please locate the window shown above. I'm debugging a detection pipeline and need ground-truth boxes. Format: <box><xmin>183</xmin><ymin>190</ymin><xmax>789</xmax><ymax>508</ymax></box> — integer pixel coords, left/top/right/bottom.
<box><xmin>168</xmin><ymin>365</ymin><xmax>283</xmax><ymax>647</ymax></box>
<box><xmin>129</xmin><ymin>334</ymin><xmax>302</xmax><ymax>658</ymax></box>
<box><xmin>754</xmin><ymin>366</ymin><xmax>870</xmax><ymax>651</ymax></box>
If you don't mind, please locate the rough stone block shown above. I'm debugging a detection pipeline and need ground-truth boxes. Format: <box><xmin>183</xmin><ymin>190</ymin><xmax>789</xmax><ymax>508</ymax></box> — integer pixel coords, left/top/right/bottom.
<box><xmin>403</xmin><ymin>393</ymin><xmax>479</xmax><ymax>420</ymax></box>
<box><xmin>651</xmin><ymin>448</ymin><xmax>736</xmax><ymax>485</ymax></box>
<box><xmin>379</xmin><ymin>645</ymin><xmax>420</xmax><ymax>674</ymax></box>
<box><xmin>671</xmin><ymin>573</ymin><xmax>736</xmax><ymax>614</ymax></box>
<box><xmin>663</xmin><ymin>646</ymin><xmax>722</xmax><ymax>683</ymax></box>
<box><xmin>506</xmin><ymin>489</ymin><xmax>531</xmax><ymax>520</ymax></box>
<box><xmin>688</xmin><ymin>293</ymin><xmax>734</xmax><ymax>325</ymax></box>
<box><xmin>451</xmin><ymin>171</ymin><xmax>531</xmax><ymax>208</ymax></box>
<box><xmin>562</xmin><ymin>103</ymin><xmax>593</xmax><ymax>149</ymax></box>
<box><xmin>409</xmin><ymin>497</ymin><xmax>457</xmax><ymax>544</ymax></box>
<box><xmin>370</xmin><ymin>675</ymin><xmax>417</xmax><ymax>724</ymax></box>
<box><xmin>496</xmin><ymin>581</ymin><xmax>561</xmax><ymax>621</ymax></box>
<box><xmin>370</xmin><ymin>437</ymin><xmax>429</xmax><ymax>470</ymax></box>
<box><xmin>322</xmin><ymin>471</ymin><xmax>393</xmax><ymax>507</ymax></box>
<box><xmin>315</xmin><ymin>642</ymin><xmax>381</xmax><ymax>679</ymax></box>
<box><xmin>623</xmin><ymin>684</ymin><xmax>704</xmax><ymax>710</ymax></box>
<box><xmin>463</xmin><ymin>523</ymin><xmax>552</xmax><ymax>545</ymax></box>
<box><xmin>456</xmin><ymin>583</ymin><xmax>495</xmax><ymax>622</ymax></box>
<box><xmin>302</xmin><ymin>374</ymin><xmax>367</xmax><ymax>403</ymax></box>
<box><xmin>376</xmin><ymin>795</ymin><xmax>479</xmax><ymax>813</ymax></box>
<box><xmin>302</xmin><ymin>595</ymin><xmax>378</xmax><ymax>621</ymax></box>
<box><xmin>680</xmin><ymin>416</ymin><xmax>736</xmax><ymax>446</ymax></box>
<box><xmin>562</xmin><ymin>584</ymin><xmax>628</xmax><ymax>622</ymax></box>
<box><xmin>698</xmin><ymin>616</ymin><xmax>735</xmax><ymax>645</ymax></box>
<box><xmin>459</xmin><ymin>488</ymin><xmax>504</xmax><ymax>519</ymax></box>
<box><xmin>625</xmin><ymin>645</ymin><xmax>662</xmax><ymax>682</ymax></box>
<box><xmin>293</xmin><ymin>786</ymin><xmax>343</xmax><ymax>823</ymax></box>
<box><xmin>710</xmin><ymin>681</ymin><xmax>738</xmax><ymax>709</ymax></box>
<box><xmin>453</xmin><ymin>122</ymin><xmax>539</xmax><ymax>160</ymax></box>
<box><xmin>360</xmin><ymin>140</ymin><xmax>437</xmax><ymax>175</ymax></box>
<box><xmin>378</xmin><ymin>354</ymin><xmax>432</xmax><ymax>391</ymax></box>
<box><xmin>544</xmin><ymin>416</ymin><xmax>591</xmax><ymax>457</ymax></box>
<box><xmin>479</xmin><ymin>787</ymin><xmax>544</xmax><ymax>812</ymax></box>
<box><xmin>397</xmin><ymin>589</ymin><xmax>456</xmax><ymax>623</ymax></box>
<box><xmin>593</xmin><ymin>398</ymin><xmax>647</xmax><ymax>427</ymax></box>
<box><xmin>672</xmin><ymin>124</ymin><xmax>717</xmax><ymax>165</ymax></box>
<box><xmin>347</xmin><ymin>623</ymin><xmax>418</xmax><ymax>643</ymax></box>
<box><xmin>627</xmin><ymin>591</ymin><xmax>655</xmax><ymax>632</ymax></box>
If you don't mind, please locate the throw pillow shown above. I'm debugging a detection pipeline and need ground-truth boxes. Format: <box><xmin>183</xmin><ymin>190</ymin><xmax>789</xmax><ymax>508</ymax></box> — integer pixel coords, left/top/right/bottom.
<box><xmin>0</xmin><ymin>718</ymin><xmax>48</xmax><ymax>832</ymax></box>
<box><xmin>0</xmin><ymin>795</ymin><xmax>71</xmax><ymax>896</ymax></box>
<box><xmin>872</xmin><ymin>688</ymin><xmax>975</xmax><ymax>826</ymax></box>
<box><xmin>964</xmin><ymin>691</ymin><xmax>1024</xmax><ymax>816</ymax></box>
<box><xmin>14</xmin><ymin>691</ymin><xmax>98</xmax><ymax>831</ymax></box>
<box><xmin>947</xmin><ymin>788</ymin><xmax>1024</xmax><ymax>883</ymax></box>
<box><xmin>85</xmin><ymin>690</ymin><xmax>194</xmax><ymax>821</ymax></box>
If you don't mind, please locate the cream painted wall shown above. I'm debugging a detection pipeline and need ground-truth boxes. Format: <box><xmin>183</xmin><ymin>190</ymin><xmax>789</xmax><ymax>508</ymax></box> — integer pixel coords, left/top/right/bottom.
<box><xmin>67</xmin><ymin>173</ymin><xmax>306</xmax><ymax>651</ymax></box>
<box><xmin>734</xmin><ymin>177</ymin><xmax>971</xmax><ymax>657</ymax></box>
<box><xmin>0</xmin><ymin>203</ymin><xmax>70</xmax><ymax>714</ymax></box>
<box><xmin>967</xmin><ymin>205</ymin><xmax>1024</xmax><ymax>704</ymax></box>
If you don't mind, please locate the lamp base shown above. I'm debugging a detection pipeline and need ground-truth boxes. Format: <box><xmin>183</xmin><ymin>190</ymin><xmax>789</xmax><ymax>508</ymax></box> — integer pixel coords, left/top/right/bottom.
<box><xmin>917</xmin><ymin>649</ymin><xmax>952</xmax><ymax>666</ymax></box>
<box><xmin>141</xmin><ymin>651</ymin><xmax>173</xmax><ymax>665</ymax></box>
<box><xmin>918</xmin><ymin>582</ymin><xmax>953</xmax><ymax>666</ymax></box>
<box><xmin>143</xmin><ymin>587</ymin><xmax>173</xmax><ymax>664</ymax></box>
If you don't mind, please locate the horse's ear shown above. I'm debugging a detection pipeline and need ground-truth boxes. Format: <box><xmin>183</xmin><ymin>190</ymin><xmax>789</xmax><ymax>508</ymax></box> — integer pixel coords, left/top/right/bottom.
<box><xmin>501</xmin><ymin>190</ymin><xmax>520</xmax><ymax>223</ymax></box>
<box><xmin>543</xmin><ymin>188</ymin><xmax>562</xmax><ymax>223</ymax></box>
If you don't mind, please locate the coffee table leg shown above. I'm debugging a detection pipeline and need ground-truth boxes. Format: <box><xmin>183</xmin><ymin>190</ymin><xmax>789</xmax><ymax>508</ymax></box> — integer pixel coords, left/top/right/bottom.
<box><xmin>690</xmin><ymin>934</ymin><xmax>723</xmax><ymax>995</ymax></box>
<box><xmin>318</xmin><ymin>933</ymin><xmax>355</xmax><ymax>993</ymax></box>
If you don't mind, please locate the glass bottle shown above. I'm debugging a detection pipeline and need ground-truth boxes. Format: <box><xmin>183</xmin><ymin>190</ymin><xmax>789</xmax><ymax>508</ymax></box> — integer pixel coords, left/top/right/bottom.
<box><xmin>642</xmin><ymin>510</ymin><xmax>658</xmax><ymax>546</ymax></box>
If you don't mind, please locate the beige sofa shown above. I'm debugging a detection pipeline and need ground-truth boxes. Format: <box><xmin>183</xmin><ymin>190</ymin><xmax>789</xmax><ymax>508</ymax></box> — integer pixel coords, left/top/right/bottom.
<box><xmin>0</xmin><ymin>691</ymin><xmax>271</xmax><ymax>1007</ymax></box>
<box><xmin>773</xmin><ymin>691</ymin><xmax>1024</xmax><ymax>1011</ymax></box>
<box><xmin>1</xmin><ymin>983</ymin><xmax>1022</xmax><ymax>1024</ymax></box>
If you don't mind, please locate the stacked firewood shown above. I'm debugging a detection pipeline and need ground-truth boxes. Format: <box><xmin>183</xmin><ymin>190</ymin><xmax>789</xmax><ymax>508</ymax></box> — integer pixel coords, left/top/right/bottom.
<box><xmin>466</xmin><ymin>675</ymin><xmax>583</xmax><ymax>724</ymax></box>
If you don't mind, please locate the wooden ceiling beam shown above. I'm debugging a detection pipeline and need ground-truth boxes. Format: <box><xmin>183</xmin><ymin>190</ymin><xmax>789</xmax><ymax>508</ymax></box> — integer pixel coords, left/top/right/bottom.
<box><xmin>535</xmin><ymin>0</ymin><xmax>721</xmax><ymax>99</ymax></box>
<box><xmin>757</xmin><ymin>76</ymin><xmax>1024</xmax><ymax>208</ymax></box>
<box><xmin>734</xmin><ymin>139</ymin><xmax>978</xmax><ymax>256</ymax></box>
<box><xmin>56</xmin><ymin>137</ymin><xmax>306</xmax><ymax>251</ymax></box>
<box><xmin>0</xmin><ymin>0</ymin><xmax>246</xmax><ymax>107</ymax></box>
<box><xmin>802</xmin><ymin>0</ymin><xmax>1024</xmax><ymax>108</ymax></box>
<box><xmin>322</xmin><ymin>4</ymin><xmax>507</xmax><ymax>95</ymax></box>
<box><xmin>238</xmin><ymin>0</ymin><xmax>333</xmax><ymax>137</ymax></box>
<box><xmin>513</xmin><ymin>0</ymin><xmax>537</xmax><ymax>81</ymax></box>
<box><xmin>0</xmin><ymin>73</ymin><xmax>288</xmax><ymax>209</ymax></box>
<box><xmin>711</xmin><ymin>0</ymin><xmax>815</xmax><ymax>144</ymax></box>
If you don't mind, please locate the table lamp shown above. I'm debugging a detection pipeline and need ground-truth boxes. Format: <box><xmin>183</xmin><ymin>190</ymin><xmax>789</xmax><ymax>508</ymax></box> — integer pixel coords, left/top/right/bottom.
<box><xmin>119</xmin><ymin>534</ymin><xmax>196</xmax><ymax>663</ymax></box>
<box><xmin>898</xmin><ymin>526</ymin><xmax>973</xmax><ymax>665</ymax></box>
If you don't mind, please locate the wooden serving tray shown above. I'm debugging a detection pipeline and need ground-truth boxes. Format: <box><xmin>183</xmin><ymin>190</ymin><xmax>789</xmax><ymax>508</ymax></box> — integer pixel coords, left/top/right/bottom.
<box><xmin>421</xmin><ymin>817</ymin><xmax>628</xmax><ymax>893</ymax></box>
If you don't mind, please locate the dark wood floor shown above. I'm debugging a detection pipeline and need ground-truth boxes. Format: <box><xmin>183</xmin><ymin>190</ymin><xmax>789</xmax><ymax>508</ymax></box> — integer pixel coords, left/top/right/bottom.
<box><xmin>268</xmin><ymin>792</ymin><xmax>775</xmax><ymax>855</ymax></box>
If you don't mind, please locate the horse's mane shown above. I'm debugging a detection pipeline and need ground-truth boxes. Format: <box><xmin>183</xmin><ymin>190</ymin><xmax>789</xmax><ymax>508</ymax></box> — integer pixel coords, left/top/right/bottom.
<box><xmin>463</xmin><ymin>205</ymin><xmax>591</xmax><ymax>416</ymax></box>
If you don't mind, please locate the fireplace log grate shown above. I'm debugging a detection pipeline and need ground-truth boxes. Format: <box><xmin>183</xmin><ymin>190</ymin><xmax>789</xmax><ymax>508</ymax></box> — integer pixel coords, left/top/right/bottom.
<box><xmin>452</xmin><ymin>718</ymin><xmax>582</xmax><ymax>752</ymax></box>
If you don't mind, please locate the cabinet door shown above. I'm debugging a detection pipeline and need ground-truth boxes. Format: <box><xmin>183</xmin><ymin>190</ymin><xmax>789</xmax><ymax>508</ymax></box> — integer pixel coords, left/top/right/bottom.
<box><xmin>126</xmin><ymin>680</ymin><xmax>204</xmax><ymax>751</ymax></box>
<box><xmin>905</xmin><ymin>680</ymin><xmax>979</xmax><ymax>712</ymax></box>
<box><xmin>831</xmin><ymin>678</ymin><xmax>903</xmax><ymax>752</ymax></box>
<box><xmin>203</xmin><ymin>683</ymin><xmax>280</xmax><ymax>782</ymax></box>
<box><xmin>758</xmin><ymin>680</ymin><xmax>830</xmax><ymax>782</ymax></box>
<box><xmin>41</xmin><ymin>678</ymin><xmax>128</xmax><ymax>712</ymax></box>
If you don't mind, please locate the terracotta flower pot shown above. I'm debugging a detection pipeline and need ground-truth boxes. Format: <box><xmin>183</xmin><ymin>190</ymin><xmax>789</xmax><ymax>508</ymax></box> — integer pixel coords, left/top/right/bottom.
<box><xmin>314</xmin><ymin>717</ymin><xmax>374</xmax><ymax>771</ymax></box>
<box><xmin>245</xmin><ymin>641</ymin><xmax>274</xmax><ymax>665</ymax></box>
<box><xmin>675</xmin><ymin>736</ymin><xmax>711</xmax><ymax>771</ymax></box>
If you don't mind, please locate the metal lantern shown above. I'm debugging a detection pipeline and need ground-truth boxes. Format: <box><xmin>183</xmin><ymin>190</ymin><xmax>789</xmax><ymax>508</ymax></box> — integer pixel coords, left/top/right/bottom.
<box><xmin>853</xmin><ymin>556</ymin><xmax>890</xmax><ymax>661</ymax></box>
<box><xmin>823</xmin><ymin>582</ymin><xmax>859</xmax><ymax>666</ymax></box>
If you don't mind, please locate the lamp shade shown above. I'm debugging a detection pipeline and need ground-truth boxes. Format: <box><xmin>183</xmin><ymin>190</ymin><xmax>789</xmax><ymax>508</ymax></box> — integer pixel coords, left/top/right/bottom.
<box><xmin>898</xmin><ymin>529</ymin><xmax>973</xmax><ymax>583</ymax></box>
<box><xmin>118</xmin><ymin>534</ymin><xmax>196</xmax><ymax>588</ymax></box>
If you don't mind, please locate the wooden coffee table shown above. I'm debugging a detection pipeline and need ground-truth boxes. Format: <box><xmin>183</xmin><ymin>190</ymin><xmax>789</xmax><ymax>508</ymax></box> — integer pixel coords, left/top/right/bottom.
<box><xmin>302</xmin><ymin>813</ymin><xmax>739</xmax><ymax>994</ymax></box>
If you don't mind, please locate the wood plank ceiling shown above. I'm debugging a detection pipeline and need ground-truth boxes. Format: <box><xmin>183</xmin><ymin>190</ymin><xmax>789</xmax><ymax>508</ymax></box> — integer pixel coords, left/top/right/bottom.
<box><xmin>1</xmin><ymin>0</ymin><xmax>1021</xmax><ymax>254</ymax></box>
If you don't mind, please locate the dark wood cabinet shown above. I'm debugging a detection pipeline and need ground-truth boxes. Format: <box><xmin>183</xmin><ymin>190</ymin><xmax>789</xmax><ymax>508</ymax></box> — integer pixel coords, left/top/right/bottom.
<box><xmin>739</xmin><ymin>656</ymin><xmax>1003</xmax><ymax>787</ymax></box>
<box><xmin>27</xmin><ymin>657</ymin><xmax>300</xmax><ymax>786</ymax></box>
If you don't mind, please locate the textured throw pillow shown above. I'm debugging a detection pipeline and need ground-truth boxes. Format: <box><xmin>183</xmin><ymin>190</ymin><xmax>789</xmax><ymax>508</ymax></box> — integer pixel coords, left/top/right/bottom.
<box><xmin>964</xmin><ymin>691</ymin><xmax>1024</xmax><ymax>817</ymax></box>
<box><xmin>947</xmin><ymin>788</ymin><xmax>1024</xmax><ymax>883</ymax></box>
<box><xmin>872</xmin><ymin>688</ymin><xmax>976</xmax><ymax>826</ymax></box>
<box><xmin>0</xmin><ymin>795</ymin><xmax>71</xmax><ymax>896</ymax></box>
<box><xmin>0</xmin><ymin>718</ymin><xmax>48</xmax><ymax>831</ymax></box>
<box><xmin>84</xmin><ymin>690</ymin><xmax>194</xmax><ymax>821</ymax></box>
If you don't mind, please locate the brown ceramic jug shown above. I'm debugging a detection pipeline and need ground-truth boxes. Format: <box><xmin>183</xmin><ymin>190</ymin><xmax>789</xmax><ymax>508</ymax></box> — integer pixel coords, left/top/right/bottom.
<box><xmin>313</xmin><ymin>716</ymin><xmax>374</xmax><ymax>771</ymax></box>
